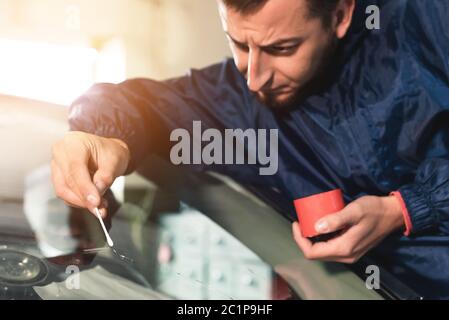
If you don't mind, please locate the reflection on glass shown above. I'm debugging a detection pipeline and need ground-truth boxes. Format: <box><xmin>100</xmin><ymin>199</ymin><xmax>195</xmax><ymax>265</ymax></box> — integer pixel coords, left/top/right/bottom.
<box><xmin>155</xmin><ymin>207</ymin><xmax>274</xmax><ymax>300</ymax></box>
<box><xmin>0</xmin><ymin>165</ymin><xmax>295</xmax><ymax>300</ymax></box>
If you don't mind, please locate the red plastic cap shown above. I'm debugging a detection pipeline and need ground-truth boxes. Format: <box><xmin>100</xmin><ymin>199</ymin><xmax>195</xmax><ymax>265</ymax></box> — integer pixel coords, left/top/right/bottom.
<box><xmin>293</xmin><ymin>189</ymin><xmax>345</xmax><ymax>238</ymax></box>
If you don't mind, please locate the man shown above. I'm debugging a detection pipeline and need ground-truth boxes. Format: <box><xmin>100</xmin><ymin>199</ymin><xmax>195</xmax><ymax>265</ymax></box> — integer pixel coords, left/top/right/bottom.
<box><xmin>52</xmin><ymin>0</ymin><xmax>449</xmax><ymax>297</ymax></box>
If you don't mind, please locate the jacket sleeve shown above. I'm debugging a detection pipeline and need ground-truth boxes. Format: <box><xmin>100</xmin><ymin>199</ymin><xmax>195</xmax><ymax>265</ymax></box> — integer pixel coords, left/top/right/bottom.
<box><xmin>68</xmin><ymin>59</ymin><xmax>251</xmax><ymax>174</ymax></box>
<box><xmin>395</xmin><ymin>0</ymin><xmax>449</xmax><ymax>236</ymax></box>
<box><xmin>398</xmin><ymin>157</ymin><xmax>449</xmax><ymax>236</ymax></box>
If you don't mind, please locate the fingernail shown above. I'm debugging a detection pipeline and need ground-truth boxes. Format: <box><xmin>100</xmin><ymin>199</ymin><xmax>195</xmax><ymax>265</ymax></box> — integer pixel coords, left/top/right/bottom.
<box><xmin>87</xmin><ymin>194</ymin><xmax>98</xmax><ymax>205</ymax></box>
<box><xmin>315</xmin><ymin>220</ymin><xmax>329</xmax><ymax>233</ymax></box>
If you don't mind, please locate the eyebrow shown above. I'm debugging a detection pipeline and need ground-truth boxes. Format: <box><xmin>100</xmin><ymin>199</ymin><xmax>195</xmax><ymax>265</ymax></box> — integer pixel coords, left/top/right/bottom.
<box><xmin>225</xmin><ymin>32</ymin><xmax>302</xmax><ymax>48</ymax></box>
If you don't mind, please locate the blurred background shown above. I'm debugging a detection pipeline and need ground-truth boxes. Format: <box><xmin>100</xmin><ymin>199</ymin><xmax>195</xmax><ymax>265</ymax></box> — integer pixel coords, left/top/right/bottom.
<box><xmin>0</xmin><ymin>1</ymin><xmax>394</xmax><ymax>300</ymax></box>
<box><xmin>0</xmin><ymin>0</ymin><xmax>231</xmax><ymax>198</ymax></box>
<box><xmin>0</xmin><ymin>2</ymin><xmax>283</xmax><ymax>300</ymax></box>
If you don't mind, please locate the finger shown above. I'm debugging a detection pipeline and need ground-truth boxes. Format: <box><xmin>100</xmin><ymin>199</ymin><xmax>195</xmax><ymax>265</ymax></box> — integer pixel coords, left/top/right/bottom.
<box><xmin>65</xmin><ymin>198</ymin><xmax>107</xmax><ymax>212</ymax></box>
<box><xmin>92</xmin><ymin>149</ymin><xmax>125</xmax><ymax>195</ymax></box>
<box><xmin>101</xmin><ymin>198</ymin><xmax>108</xmax><ymax>209</ymax></box>
<box><xmin>64</xmin><ymin>201</ymin><xmax>83</xmax><ymax>209</ymax></box>
<box><xmin>62</xmin><ymin>161</ymin><xmax>107</xmax><ymax>213</ymax></box>
<box><xmin>351</xmin><ymin>226</ymin><xmax>386</xmax><ymax>255</ymax></box>
<box><xmin>314</xmin><ymin>205</ymin><xmax>361</xmax><ymax>235</ymax></box>
<box><xmin>51</xmin><ymin>160</ymin><xmax>85</xmax><ymax>207</ymax></box>
<box><xmin>294</xmin><ymin>221</ymin><xmax>362</xmax><ymax>262</ymax></box>
<box><xmin>324</xmin><ymin>257</ymin><xmax>360</xmax><ymax>264</ymax></box>
<box><xmin>66</xmin><ymin>163</ymin><xmax>101</xmax><ymax>213</ymax></box>
<box><xmin>54</xmin><ymin>144</ymin><xmax>100</xmax><ymax>212</ymax></box>
<box><xmin>98</xmin><ymin>207</ymin><xmax>107</xmax><ymax>219</ymax></box>
<box><xmin>92</xmin><ymin>168</ymin><xmax>115</xmax><ymax>196</ymax></box>
<box><xmin>292</xmin><ymin>222</ymin><xmax>314</xmax><ymax>257</ymax></box>
<box><xmin>303</xmin><ymin>227</ymin><xmax>361</xmax><ymax>260</ymax></box>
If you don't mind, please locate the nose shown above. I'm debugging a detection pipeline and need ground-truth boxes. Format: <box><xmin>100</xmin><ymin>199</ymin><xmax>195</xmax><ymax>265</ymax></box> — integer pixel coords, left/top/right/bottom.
<box><xmin>246</xmin><ymin>49</ymin><xmax>272</xmax><ymax>92</ymax></box>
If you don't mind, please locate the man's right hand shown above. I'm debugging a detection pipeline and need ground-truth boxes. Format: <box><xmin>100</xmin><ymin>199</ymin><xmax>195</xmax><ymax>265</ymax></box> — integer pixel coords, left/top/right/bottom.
<box><xmin>51</xmin><ymin>131</ymin><xmax>130</xmax><ymax>218</ymax></box>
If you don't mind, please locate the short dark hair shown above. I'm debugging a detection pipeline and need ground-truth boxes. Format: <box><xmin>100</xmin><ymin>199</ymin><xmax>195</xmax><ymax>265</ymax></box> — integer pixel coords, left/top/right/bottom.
<box><xmin>221</xmin><ymin>0</ymin><xmax>340</xmax><ymax>28</ymax></box>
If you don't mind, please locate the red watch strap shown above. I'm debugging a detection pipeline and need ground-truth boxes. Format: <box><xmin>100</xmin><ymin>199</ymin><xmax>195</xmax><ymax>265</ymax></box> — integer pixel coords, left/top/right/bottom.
<box><xmin>390</xmin><ymin>191</ymin><xmax>413</xmax><ymax>236</ymax></box>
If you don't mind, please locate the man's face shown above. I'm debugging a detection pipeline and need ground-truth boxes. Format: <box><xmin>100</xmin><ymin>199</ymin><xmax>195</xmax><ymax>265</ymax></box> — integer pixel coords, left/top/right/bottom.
<box><xmin>218</xmin><ymin>0</ymin><xmax>341</xmax><ymax>108</ymax></box>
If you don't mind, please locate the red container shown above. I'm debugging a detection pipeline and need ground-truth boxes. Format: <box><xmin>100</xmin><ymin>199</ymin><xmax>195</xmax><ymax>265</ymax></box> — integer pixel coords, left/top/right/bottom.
<box><xmin>293</xmin><ymin>189</ymin><xmax>345</xmax><ymax>238</ymax></box>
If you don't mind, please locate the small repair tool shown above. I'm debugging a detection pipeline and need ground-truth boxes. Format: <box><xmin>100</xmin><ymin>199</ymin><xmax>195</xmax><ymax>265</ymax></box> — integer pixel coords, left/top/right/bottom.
<box><xmin>94</xmin><ymin>207</ymin><xmax>114</xmax><ymax>247</ymax></box>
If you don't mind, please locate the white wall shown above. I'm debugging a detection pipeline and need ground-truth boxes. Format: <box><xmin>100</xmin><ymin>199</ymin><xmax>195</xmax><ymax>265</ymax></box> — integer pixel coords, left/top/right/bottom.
<box><xmin>0</xmin><ymin>95</ymin><xmax>67</xmax><ymax>199</ymax></box>
<box><xmin>0</xmin><ymin>0</ymin><xmax>232</xmax><ymax>198</ymax></box>
<box><xmin>0</xmin><ymin>0</ymin><xmax>231</xmax><ymax>79</ymax></box>
<box><xmin>149</xmin><ymin>0</ymin><xmax>231</xmax><ymax>79</ymax></box>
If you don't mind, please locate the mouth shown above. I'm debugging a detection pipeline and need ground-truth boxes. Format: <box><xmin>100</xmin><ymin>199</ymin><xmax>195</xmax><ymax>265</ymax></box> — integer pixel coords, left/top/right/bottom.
<box><xmin>260</xmin><ymin>86</ymin><xmax>293</xmax><ymax>96</ymax></box>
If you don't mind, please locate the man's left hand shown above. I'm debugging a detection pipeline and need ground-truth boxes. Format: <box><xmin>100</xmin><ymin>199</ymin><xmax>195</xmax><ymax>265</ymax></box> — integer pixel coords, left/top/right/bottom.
<box><xmin>292</xmin><ymin>195</ymin><xmax>405</xmax><ymax>264</ymax></box>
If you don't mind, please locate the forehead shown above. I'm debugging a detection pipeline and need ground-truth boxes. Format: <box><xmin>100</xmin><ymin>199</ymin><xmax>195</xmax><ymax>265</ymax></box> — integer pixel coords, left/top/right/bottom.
<box><xmin>218</xmin><ymin>0</ymin><xmax>312</xmax><ymax>42</ymax></box>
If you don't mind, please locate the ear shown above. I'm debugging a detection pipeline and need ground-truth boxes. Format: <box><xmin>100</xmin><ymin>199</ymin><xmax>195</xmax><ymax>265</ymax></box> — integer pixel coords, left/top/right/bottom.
<box><xmin>333</xmin><ymin>0</ymin><xmax>356</xmax><ymax>39</ymax></box>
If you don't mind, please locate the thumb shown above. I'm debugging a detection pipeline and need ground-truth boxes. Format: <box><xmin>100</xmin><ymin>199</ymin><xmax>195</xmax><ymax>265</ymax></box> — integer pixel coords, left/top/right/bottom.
<box><xmin>315</xmin><ymin>209</ymin><xmax>355</xmax><ymax>235</ymax></box>
<box><xmin>91</xmin><ymin>140</ymin><xmax>127</xmax><ymax>195</ymax></box>
<box><xmin>92</xmin><ymin>169</ymin><xmax>116</xmax><ymax>196</ymax></box>
<box><xmin>64</xmin><ymin>162</ymin><xmax>102</xmax><ymax>211</ymax></box>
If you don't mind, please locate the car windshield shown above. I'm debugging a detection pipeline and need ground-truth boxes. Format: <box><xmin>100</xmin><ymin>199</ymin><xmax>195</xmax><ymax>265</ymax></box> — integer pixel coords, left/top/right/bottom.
<box><xmin>0</xmin><ymin>165</ymin><xmax>297</xmax><ymax>300</ymax></box>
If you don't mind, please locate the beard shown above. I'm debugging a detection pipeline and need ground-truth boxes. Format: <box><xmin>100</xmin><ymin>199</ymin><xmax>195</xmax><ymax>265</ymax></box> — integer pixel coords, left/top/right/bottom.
<box><xmin>255</xmin><ymin>89</ymin><xmax>303</xmax><ymax>110</ymax></box>
<box><xmin>253</xmin><ymin>35</ymin><xmax>339</xmax><ymax>110</ymax></box>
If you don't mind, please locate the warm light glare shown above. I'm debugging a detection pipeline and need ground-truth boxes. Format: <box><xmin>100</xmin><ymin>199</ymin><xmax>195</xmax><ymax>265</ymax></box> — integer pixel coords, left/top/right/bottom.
<box><xmin>0</xmin><ymin>39</ymin><xmax>98</xmax><ymax>105</ymax></box>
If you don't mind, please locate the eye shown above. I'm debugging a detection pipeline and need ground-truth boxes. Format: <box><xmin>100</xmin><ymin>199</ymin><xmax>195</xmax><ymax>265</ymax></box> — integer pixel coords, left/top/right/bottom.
<box><xmin>265</xmin><ymin>44</ymin><xmax>299</xmax><ymax>55</ymax></box>
<box><xmin>233</xmin><ymin>41</ymin><xmax>249</xmax><ymax>52</ymax></box>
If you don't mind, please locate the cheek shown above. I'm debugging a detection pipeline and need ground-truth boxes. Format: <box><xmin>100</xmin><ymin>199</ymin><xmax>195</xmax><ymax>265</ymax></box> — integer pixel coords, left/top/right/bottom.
<box><xmin>272</xmin><ymin>54</ymin><xmax>313</xmax><ymax>86</ymax></box>
<box><xmin>275</xmin><ymin>40</ymin><xmax>328</xmax><ymax>86</ymax></box>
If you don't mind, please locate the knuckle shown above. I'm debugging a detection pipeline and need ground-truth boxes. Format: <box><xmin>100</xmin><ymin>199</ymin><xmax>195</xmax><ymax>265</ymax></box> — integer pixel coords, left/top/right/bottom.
<box><xmin>340</xmin><ymin>245</ymin><xmax>354</xmax><ymax>257</ymax></box>
<box><xmin>303</xmin><ymin>250</ymin><xmax>317</xmax><ymax>260</ymax></box>
<box><xmin>100</xmin><ymin>173</ymin><xmax>114</xmax><ymax>186</ymax></box>
<box><xmin>326</xmin><ymin>216</ymin><xmax>342</xmax><ymax>232</ymax></box>
<box><xmin>55</xmin><ymin>187</ymin><xmax>65</xmax><ymax>199</ymax></box>
<box><xmin>330</xmin><ymin>215</ymin><xmax>342</xmax><ymax>228</ymax></box>
<box><xmin>65</xmin><ymin>176</ymin><xmax>76</xmax><ymax>190</ymax></box>
<box><xmin>340</xmin><ymin>210</ymin><xmax>358</xmax><ymax>226</ymax></box>
<box><xmin>302</xmin><ymin>251</ymin><xmax>311</xmax><ymax>259</ymax></box>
